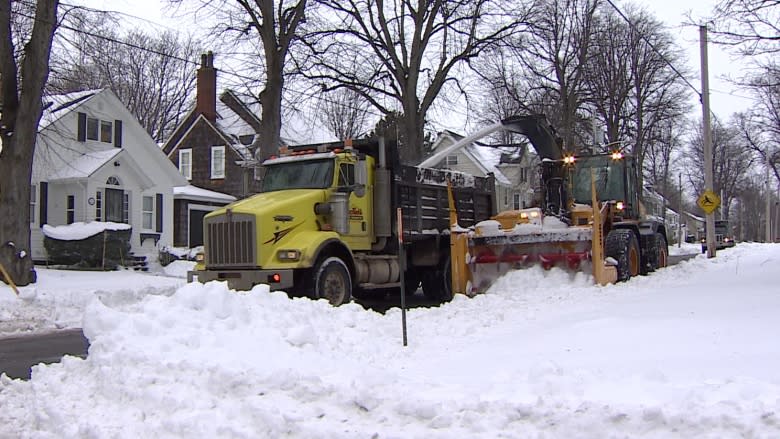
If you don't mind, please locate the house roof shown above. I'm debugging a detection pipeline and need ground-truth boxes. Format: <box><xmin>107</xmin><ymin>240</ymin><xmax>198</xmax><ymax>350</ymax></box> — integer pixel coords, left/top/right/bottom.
<box><xmin>432</xmin><ymin>131</ymin><xmax>512</xmax><ymax>185</ymax></box>
<box><xmin>48</xmin><ymin>148</ymin><xmax>121</xmax><ymax>181</ymax></box>
<box><xmin>162</xmin><ymin>89</ymin><xmax>262</xmax><ymax>164</ymax></box>
<box><xmin>40</xmin><ymin>89</ymin><xmax>100</xmax><ymax>131</ymax></box>
<box><xmin>174</xmin><ymin>184</ymin><xmax>236</xmax><ymax>203</ymax></box>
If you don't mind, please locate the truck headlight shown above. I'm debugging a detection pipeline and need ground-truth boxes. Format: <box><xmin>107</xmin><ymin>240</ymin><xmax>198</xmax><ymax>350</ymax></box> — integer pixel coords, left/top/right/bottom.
<box><xmin>277</xmin><ymin>249</ymin><xmax>301</xmax><ymax>261</ymax></box>
<box><xmin>195</xmin><ymin>252</ymin><xmax>204</xmax><ymax>262</ymax></box>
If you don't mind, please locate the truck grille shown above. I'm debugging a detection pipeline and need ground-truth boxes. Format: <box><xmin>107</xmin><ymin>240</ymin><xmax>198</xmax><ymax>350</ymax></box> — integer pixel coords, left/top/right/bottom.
<box><xmin>205</xmin><ymin>212</ymin><xmax>256</xmax><ymax>267</ymax></box>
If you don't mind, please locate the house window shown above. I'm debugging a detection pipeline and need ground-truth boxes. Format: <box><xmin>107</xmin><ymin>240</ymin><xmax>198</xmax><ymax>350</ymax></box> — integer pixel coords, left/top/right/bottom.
<box><xmin>100</xmin><ymin>120</ymin><xmax>113</xmax><ymax>143</ymax></box>
<box><xmin>179</xmin><ymin>149</ymin><xmax>192</xmax><ymax>180</ymax></box>
<box><xmin>519</xmin><ymin>167</ymin><xmax>528</xmax><ymax>183</ymax></box>
<box><xmin>95</xmin><ymin>191</ymin><xmax>102</xmax><ymax>221</ymax></box>
<box><xmin>445</xmin><ymin>155</ymin><xmax>458</xmax><ymax>166</ymax></box>
<box><xmin>30</xmin><ymin>185</ymin><xmax>36</xmax><ymax>224</ymax></box>
<box><xmin>142</xmin><ymin>196</ymin><xmax>154</xmax><ymax>230</ymax></box>
<box><xmin>87</xmin><ymin>117</ymin><xmax>99</xmax><ymax>141</ymax></box>
<box><xmin>211</xmin><ymin>146</ymin><xmax>225</xmax><ymax>179</ymax></box>
<box><xmin>66</xmin><ymin>195</ymin><xmax>75</xmax><ymax>224</ymax></box>
<box><xmin>123</xmin><ymin>192</ymin><xmax>129</xmax><ymax>224</ymax></box>
<box><xmin>513</xmin><ymin>193</ymin><xmax>522</xmax><ymax>210</ymax></box>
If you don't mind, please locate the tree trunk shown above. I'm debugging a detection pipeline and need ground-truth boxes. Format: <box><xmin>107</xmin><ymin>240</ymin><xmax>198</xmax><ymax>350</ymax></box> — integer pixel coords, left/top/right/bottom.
<box><xmin>0</xmin><ymin>0</ymin><xmax>59</xmax><ymax>286</ymax></box>
<box><xmin>256</xmin><ymin>64</ymin><xmax>283</xmax><ymax>163</ymax></box>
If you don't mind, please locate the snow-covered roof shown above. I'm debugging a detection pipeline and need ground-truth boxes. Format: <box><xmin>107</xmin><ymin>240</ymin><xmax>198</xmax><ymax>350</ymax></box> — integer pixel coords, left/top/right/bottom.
<box><xmin>39</xmin><ymin>89</ymin><xmax>100</xmax><ymax>131</ymax></box>
<box><xmin>47</xmin><ymin>148</ymin><xmax>121</xmax><ymax>181</ymax></box>
<box><xmin>41</xmin><ymin>221</ymin><xmax>131</xmax><ymax>240</ymax></box>
<box><xmin>174</xmin><ymin>184</ymin><xmax>236</xmax><ymax>203</ymax></box>
<box><xmin>432</xmin><ymin>131</ymin><xmax>511</xmax><ymax>185</ymax></box>
<box><xmin>216</xmin><ymin>100</ymin><xmax>256</xmax><ymax>138</ymax></box>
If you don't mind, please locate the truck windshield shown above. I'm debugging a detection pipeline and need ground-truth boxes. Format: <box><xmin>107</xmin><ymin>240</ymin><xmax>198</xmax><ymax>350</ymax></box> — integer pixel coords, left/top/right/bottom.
<box><xmin>569</xmin><ymin>157</ymin><xmax>626</xmax><ymax>204</ymax></box>
<box><xmin>260</xmin><ymin>159</ymin><xmax>335</xmax><ymax>192</ymax></box>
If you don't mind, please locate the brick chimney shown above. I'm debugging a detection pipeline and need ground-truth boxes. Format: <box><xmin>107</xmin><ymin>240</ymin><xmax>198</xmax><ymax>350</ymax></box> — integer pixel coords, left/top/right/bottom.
<box><xmin>196</xmin><ymin>51</ymin><xmax>217</xmax><ymax>122</ymax></box>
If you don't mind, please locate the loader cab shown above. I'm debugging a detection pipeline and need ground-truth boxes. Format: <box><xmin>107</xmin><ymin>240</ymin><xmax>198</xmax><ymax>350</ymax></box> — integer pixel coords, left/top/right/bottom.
<box><xmin>568</xmin><ymin>153</ymin><xmax>639</xmax><ymax>219</ymax></box>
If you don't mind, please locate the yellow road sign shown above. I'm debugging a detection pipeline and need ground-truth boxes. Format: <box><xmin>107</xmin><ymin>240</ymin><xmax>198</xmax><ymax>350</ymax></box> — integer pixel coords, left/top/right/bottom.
<box><xmin>697</xmin><ymin>190</ymin><xmax>720</xmax><ymax>214</ymax></box>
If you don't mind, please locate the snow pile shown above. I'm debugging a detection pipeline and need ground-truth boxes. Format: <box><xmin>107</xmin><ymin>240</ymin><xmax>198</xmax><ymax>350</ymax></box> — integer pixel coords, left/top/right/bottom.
<box><xmin>0</xmin><ymin>269</ymin><xmax>183</xmax><ymax>334</ymax></box>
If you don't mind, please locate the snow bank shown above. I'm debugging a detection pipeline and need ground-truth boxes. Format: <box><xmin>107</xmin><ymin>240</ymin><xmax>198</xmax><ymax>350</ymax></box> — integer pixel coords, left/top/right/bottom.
<box><xmin>1</xmin><ymin>244</ymin><xmax>779</xmax><ymax>437</ymax></box>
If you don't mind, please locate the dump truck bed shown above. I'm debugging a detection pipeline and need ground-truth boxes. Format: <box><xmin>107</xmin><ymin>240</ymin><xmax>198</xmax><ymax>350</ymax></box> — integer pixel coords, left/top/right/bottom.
<box><xmin>396</xmin><ymin>165</ymin><xmax>495</xmax><ymax>240</ymax></box>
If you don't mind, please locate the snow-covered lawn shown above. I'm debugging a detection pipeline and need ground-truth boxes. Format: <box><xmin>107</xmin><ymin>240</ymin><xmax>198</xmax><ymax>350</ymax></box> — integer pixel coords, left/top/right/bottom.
<box><xmin>1</xmin><ymin>243</ymin><xmax>779</xmax><ymax>438</ymax></box>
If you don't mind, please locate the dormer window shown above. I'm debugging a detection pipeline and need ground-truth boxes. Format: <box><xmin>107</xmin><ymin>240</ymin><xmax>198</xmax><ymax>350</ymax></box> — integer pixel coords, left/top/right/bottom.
<box><xmin>78</xmin><ymin>112</ymin><xmax>123</xmax><ymax>147</ymax></box>
<box><xmin>445</xmin><ymin>155</ymin><xmax>458</xmax><ymax>166</ymax></box>
<box><xmin>87</xmin><ymin>117</ymin><xmax>99</xmax><ymax>140</ymax></box>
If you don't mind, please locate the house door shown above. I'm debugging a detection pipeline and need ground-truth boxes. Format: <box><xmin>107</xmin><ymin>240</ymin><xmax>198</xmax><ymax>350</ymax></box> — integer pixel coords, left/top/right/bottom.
<box><xmin>189</xmin><ymin>209</ymin><xmax>208</xmax><ymax>247</ymax></box>
<box><xmin>105</xmin><ymin>188</ymin><xmax>124</xmax><ymax>223</ymax></box>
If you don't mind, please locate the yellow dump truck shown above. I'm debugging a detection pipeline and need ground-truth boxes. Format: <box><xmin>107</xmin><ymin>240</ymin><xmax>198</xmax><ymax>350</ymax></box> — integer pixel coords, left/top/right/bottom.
<box><xmin>188</xmin><ymin>138</ymin><xmax>495</xmax><ymax>305</ymax></box>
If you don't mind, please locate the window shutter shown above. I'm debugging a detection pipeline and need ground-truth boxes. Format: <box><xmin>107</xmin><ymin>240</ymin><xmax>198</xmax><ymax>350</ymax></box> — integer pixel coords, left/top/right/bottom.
<box><xmin>77</xmin><ymin>113</ymin><xmax>86</xmax><ymax>142</ymax></box>
<box><xmin>114</xmin><ymin>120</ymin><xmax>123</xmax><ymax>147</ymax></box>
<box><xmin>39</xmin><ymin>182</ymin><xmax>48</xmax><ymax>226</ymax></box>
<box><xmin>156</xmin><ymin>193</ymin><xmax>163</xmax><ymax>233</ymax></box>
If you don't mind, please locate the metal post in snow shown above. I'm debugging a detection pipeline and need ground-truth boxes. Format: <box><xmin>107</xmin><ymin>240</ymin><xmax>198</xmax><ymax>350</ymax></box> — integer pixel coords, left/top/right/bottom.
<box><xmin>397</xmin><ymin>207</ymin><xmax>408</xmax><ymax>347</ymax></box>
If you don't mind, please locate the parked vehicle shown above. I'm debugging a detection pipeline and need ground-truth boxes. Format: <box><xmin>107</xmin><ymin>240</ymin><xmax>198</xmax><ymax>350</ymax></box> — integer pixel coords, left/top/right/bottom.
<box><xmin>188</xmin><ymin>138</ymin><xmax>495</xmax><ymax>305</ymax></box>
<box><xmin>701</xmin><ymin>220</ymin><xmax>736</xmax><ymax>253</ymax></box>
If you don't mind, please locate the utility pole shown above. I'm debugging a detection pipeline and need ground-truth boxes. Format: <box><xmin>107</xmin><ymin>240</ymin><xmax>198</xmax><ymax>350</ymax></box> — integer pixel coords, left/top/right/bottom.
<box><xmin>767</xmin><ymin>149</ymin><xmax>772</xmax><ymax>242</ymax></box>
<box><xmin>678</xmin><ymin>173</ymin><xmax>683</xmax><ymax>248</ymax></box>
<box><xmin>700</xmin><ymin>26</ymin><xmax>716</xmax><ymax>258</ymax></box>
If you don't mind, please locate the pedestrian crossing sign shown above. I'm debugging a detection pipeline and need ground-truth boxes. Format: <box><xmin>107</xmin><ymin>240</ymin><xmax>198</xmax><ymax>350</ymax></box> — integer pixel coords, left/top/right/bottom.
<box><xmin>697</xmin><ymin>190</ymin><xmax>720</xmax><ymax>214</ymax></box>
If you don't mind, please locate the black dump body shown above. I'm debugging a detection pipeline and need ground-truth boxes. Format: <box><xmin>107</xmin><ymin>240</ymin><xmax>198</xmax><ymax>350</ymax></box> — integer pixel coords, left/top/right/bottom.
<box><xmin>289</xmin><ymin>137</ymin><xmax>496</xmax><ymax>242</ymax></box>
<box><xmin>397</xmin><ymin>165</ymin><xmax>495</xmax><ymax>241</ymax></box>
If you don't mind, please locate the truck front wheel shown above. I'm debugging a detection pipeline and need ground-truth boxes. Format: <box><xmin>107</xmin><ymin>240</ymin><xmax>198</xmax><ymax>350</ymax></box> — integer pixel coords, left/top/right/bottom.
<box><xmin>313</xmin><ymin>257</ymin><xmax>352</xmax><ymax>306</ymax></box>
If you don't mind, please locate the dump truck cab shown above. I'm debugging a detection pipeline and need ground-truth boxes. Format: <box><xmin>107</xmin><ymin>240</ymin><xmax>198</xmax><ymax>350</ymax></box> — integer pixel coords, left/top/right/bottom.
<box><xmin>190</xmin><ymin>145</ymin><xmax>374</xmax><ymax>299</ymax></box>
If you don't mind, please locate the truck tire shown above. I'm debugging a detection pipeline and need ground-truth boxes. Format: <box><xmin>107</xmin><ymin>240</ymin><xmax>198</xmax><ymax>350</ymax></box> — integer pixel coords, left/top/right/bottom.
<box><xmin>605</xmin><ymin>229</ymin><xmax>640</xmax><ymax>282</ymax></box>
<box><xmin>421</xmin><ymin>256</ymin><xmax>453</xmax><ymax>302</ymax></box>
<box><xmin>403</xmin><ymin>269</ymin><xmax>421</xmax><ymax>296</ymax></box>
<box><xmin>313</xmin><ymin>256</ymin><xmax>352</xmax><ymax>306</ymax></box>
<box><xmin>654</xmin><ymin>233</ymin><xmax>668</xmax><ymax>270</ymax></box>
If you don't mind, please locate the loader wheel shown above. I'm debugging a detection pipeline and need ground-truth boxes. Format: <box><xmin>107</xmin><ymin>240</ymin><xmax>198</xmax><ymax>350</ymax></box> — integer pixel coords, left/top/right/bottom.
<box><xmin>654</xmin><ymin>233</ymin><xmax>668</xmax><ymax>270</ymax></box>
<box><xmin>313</xmin><ymin>257</ymin><xmax>352</xmax><ymax>306</ymax></box>
<box><xmin>421</xmin><ymin>257</ymin><xmax>453</xmax><ymax>302</ymax></box>
<box><xmin>605</xmin><ymin>229</ymin><xmax>640</xmax><ymax>282</ymax></box>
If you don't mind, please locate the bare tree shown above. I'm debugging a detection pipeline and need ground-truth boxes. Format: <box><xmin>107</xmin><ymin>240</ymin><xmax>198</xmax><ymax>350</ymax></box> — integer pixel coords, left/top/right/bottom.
<box><xmin>0</xmin><ymin>0</ymin><xmax>59</xmax><ymax>286</ymax></box>
<box><xmin>683</xmin><ymin>116</ymin><xmax>756</xmax><ymax>219</ymax></box>
<box><xmin>178</xmin><ymin>0</ymin><xmax>307</xmax><ymax>161</ymax></box>
<box><xmin>707</xmin><ymin>1</ymin><xmax>780</xmax><ymax>189</ymax></box>
<box><xmin>585</xmin><ymin>4</ymin><xmax>690</xmax><ymax>192</ymax></box>
<box><xmin>710</xmin><ymin>0</ymin><xmax>780</xmax><ymax>57</ymax></box>
<box><xmin>49</xmin><ymin>12</ymin><xmax>199</xmax><ymax>142</ymax></box>
<box><xmin>511</xmin><ymin>0</ymin><xmax>600</xmax><ymax>152</ymax></box>
<box><xmin>316</xmin><ymin>87</ymin><xmax>372</xmax><ymax>140</ymax></box>
<box><xmin>298</xmin><ymin>0</ymin><xmax>528</xmax><ymax>164</ymax></box>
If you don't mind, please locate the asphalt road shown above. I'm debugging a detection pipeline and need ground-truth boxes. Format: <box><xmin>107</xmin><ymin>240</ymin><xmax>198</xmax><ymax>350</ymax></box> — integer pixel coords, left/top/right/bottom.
<box><xmin>0</xmin><ymin>253</ymin><xmax>699</xmax><ymax>381</ymax></box>
<box><xmin>0</xmin><ymin>328</ymin><xmax>89</xmax><ymax>380</ymax></box>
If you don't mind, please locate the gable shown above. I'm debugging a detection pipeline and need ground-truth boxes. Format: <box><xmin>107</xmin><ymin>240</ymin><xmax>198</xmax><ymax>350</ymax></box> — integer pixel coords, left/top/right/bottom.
<box><xmin>35</xmin><ymin>88</ymin><xmax>187</xmax><ymax>188</ymax></box>
<box><xmin>429</xmin><ymin>133</ymin><xmax>511</xmax><ymax>185</ymax></box>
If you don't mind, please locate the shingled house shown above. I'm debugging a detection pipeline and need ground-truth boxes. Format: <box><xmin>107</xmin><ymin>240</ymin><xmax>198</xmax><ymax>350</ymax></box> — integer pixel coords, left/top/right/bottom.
<box><xmin>161</xmin><ymin>52</ymin><xmax>262</xmax><ymax>247</ymax></box>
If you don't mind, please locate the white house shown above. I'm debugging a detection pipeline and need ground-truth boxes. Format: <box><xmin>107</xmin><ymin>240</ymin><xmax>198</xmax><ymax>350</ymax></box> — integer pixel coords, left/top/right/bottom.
<box><xmin>427</xmin><ymin>130</ymin><xmax>539</xmax><ymax>212</ymax></box>
<box><xmin>30</xmin><ymin>89</ymin><xmax>188</xmax><ymax>263</ymax></box>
